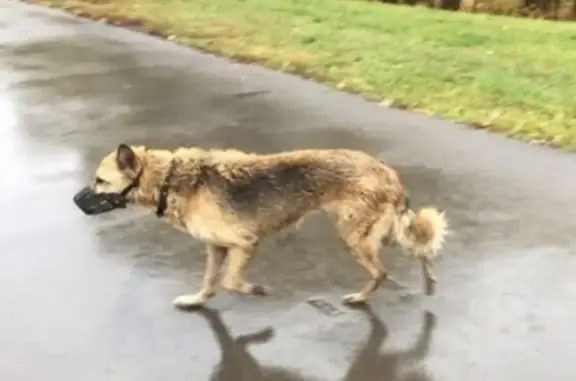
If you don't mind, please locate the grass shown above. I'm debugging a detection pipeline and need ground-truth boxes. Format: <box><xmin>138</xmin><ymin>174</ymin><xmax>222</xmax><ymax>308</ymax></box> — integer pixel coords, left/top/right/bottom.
<box><xmin>26</xmin><ymin>0</ymin><xmax>576</xmax><ymax>151</ymax></box>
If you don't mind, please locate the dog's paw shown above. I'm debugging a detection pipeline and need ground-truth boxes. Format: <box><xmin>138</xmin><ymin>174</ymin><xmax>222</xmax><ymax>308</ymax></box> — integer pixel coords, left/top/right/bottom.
<box><xmin>250</xmin><ymin>284</ymin><xmax>271</xmax><ymax>296</ymax></box>
<box><xmin>424</xmin><ymin>277</ymin><xmax>437</xmax><ymax>296</ymax></box>
<box><xmin>172</xmin><ymin>293</ymin><xmax>209</xmax><ymax>309</ymax></box>
<box><xmin>222</xmin><ymin>280</ymin><xmax>271</xmax><ymax>296</ymax></box>
<box><xmin>342</xmin><ymin>293</ymin><xmax>368</xmax><ymax>305</ymax></box>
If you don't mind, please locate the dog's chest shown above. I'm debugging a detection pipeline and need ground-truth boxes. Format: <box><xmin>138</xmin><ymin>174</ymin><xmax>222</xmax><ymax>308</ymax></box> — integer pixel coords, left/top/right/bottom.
<box><xmin>184</xmin><ymin>215</ymin><xmax>220</xmax><ymax>242</ymax></box>
<box><xmin>182</xmin><ymin>212</ymin><xmax>252</xmax><ymax>247</ymax></box>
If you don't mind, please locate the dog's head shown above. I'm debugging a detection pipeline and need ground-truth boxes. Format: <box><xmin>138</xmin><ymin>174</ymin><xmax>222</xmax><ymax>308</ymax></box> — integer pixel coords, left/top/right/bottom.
<box><xmin>73</xmin><ymin>144</ymin><xmax>146</xmax><ymax>216</ymax></box>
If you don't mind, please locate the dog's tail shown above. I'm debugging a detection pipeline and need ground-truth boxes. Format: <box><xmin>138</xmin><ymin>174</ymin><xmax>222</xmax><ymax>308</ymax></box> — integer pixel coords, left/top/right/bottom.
<box><xmin>392</xmin><ymin>201</ymin><xmax>449</xmax><ymax>260</ymax></box>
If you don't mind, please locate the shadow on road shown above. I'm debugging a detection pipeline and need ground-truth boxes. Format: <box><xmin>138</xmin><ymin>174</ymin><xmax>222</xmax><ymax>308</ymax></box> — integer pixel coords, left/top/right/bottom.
<box><xmin>192</xmin><ymin>307</ymin><xmax>436</xmax><ymax>381</ymax></box>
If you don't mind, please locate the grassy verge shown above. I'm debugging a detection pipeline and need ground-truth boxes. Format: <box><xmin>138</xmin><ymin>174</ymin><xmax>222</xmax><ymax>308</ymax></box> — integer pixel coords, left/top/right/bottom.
<box><xmin>25</xmin><ymin>0</ymin><xmax>576</xmax><ymax>151</ymax></box>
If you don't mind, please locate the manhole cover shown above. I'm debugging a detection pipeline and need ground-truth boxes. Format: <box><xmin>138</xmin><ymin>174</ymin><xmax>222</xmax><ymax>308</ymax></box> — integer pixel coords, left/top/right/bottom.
<box><xmin>306</xmin><ymin>298</ymin><xmax>345</xmax><ymax>316</ymax></box>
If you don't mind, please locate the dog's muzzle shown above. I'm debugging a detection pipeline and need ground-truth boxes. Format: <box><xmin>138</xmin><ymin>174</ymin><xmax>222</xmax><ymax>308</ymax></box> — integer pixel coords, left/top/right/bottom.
<box><xmin>73</xmin><ymin>186</ymin><xmax>128</xmax><ymax>216</ymax></box>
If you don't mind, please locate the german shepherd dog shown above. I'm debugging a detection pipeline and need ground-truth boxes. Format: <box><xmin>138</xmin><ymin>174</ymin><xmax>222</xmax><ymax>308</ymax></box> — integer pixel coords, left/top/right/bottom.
<box><xmin>73</xmin><ymin>144</ymin><xmax>449</xmax><ymax>309</ymax></box>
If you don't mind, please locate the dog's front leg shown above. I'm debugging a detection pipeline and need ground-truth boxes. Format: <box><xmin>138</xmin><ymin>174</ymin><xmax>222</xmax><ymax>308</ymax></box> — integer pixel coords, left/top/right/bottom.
<box><xmin>173</xmin><ymin>244</ymin><xmax>227</xmax><ymax>309</ymax></box>
<box><xmin>221</xmin><ymin>245</ymin><xmax>270</xmax><ymax>296</ymax></box>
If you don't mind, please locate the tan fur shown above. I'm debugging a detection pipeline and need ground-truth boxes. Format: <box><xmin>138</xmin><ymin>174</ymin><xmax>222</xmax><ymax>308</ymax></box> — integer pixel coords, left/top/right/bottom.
<box><xmin>88</xmin><ymin>144</ymin><xmax>450</xmax><ymax>307</ymax></box>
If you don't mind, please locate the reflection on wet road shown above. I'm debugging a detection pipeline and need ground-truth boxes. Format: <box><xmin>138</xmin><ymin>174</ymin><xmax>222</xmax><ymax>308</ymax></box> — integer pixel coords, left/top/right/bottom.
<box><xmin>198</xmin><ymin>306</ymin><xmax>436</xmax><ymax>381</ymax></box>
<box><xmin>1</xmin><ymin>1</ymin><xmax>576</xmax><ymax>380</ymax></box>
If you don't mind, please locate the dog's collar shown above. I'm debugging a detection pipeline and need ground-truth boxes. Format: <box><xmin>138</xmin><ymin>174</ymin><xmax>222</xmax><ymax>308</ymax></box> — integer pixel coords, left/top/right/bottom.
<box><xmin>155</xmin><ymin>159</ymin><xmax>176</xmax><ymax>218</ymax></box>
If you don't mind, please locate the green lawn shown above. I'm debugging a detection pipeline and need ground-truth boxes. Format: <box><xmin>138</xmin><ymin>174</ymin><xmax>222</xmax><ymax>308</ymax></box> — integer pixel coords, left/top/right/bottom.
<box><xmin>32</xmin><ymin>0</ymin><xmax>576</xmax><ymax>150</ymax></box>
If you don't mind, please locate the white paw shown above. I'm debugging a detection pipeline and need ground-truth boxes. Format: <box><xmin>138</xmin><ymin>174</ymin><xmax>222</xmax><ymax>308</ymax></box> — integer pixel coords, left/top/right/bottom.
<box><xmin>342</xmin><ymin>293</ymin><xmax>368</xmax><ymax>305</ymax></box>
<box><xmin>172</xmin><ymin>293</ymin><xmax>208</xmax><ymax>309</ymax></box>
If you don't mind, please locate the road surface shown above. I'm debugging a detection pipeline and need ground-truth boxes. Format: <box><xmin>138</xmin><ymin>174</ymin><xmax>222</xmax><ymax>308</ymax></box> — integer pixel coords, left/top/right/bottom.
<box><xmin>1</xmin><ymin>2</ymin><xmax>576</xmax><ymax>380</ymax></box>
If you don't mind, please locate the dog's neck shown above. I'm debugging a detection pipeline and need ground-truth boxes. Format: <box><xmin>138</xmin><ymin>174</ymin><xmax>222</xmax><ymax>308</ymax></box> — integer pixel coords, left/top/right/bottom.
<box><xmin>130</xmin><ymin>153</ymin><xmax>176</xmax><ymax>214</ymax></box>
<box><xmin>128</xmin><ymin>150</ymin><xmax>209</xmax><ymax>219</ymax></box>
<box><xmin>154</xmin><ymin>159</ymin><xmax>176</xmax><ymax>218</ymax></box>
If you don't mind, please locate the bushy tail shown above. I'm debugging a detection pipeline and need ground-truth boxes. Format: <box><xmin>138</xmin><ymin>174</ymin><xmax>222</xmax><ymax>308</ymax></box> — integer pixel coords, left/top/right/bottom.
<box><xmin>393</xmin><ymin>206</ymin><xmax>449</xmax><ymax>260</ymax></box>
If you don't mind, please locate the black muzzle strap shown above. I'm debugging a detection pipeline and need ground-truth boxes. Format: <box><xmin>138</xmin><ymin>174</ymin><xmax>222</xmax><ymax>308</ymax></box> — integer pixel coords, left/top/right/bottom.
<box><xmin>155</xmin><ymin>159</ymin><xmax>176</xmax><ymax>218</ymax></box>
<box><xmin>120</xmin><ymin>170</ymin><xmax>143</xmax><ymax>199</ymax></box>
<box><xmin>73</xmin><ymin>169</ymin><xmax>143</xmax><ymax>216</ymax></box>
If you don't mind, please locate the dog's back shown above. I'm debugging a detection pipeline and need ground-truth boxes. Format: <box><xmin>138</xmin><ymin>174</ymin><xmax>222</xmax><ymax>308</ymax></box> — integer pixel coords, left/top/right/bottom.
<box><xmin>202</xmin><ymin>149</ymin><xmax>405</xmax><ymax>234</ymax></box>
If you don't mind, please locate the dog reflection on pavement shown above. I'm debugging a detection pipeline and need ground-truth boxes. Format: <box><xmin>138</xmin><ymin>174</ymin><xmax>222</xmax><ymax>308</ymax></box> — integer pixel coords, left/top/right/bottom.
<box><xmin>194</xmin><ymin>307</ymin><xmax>437</xmax><ymax>381</ymax></box>
<box><xmin>74</xmin><ymin>144</ymin><xmax>449</xmax><ymax>308</ymax></box>
<box><xmin>343</xmin><ymin>307</ymin><xmax>436</xmax><ymax>381</ymax></box>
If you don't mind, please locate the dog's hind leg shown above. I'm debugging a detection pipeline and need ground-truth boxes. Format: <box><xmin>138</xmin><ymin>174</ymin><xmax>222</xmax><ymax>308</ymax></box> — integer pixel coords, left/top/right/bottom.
<box><xmin>331</xmin><ymin>205</ymin><xmax>391</xmax><ymax>305</ymax></box>
<box><xmin>341</xmin><ymin>235</ymin><xmax>388</xmax><ymax>305</ymax></box>
<box><xmin>420</xmin><ymin>257</ymin><xmax>437</xmax><ymax>295</ymax></box>
<box><xmin>221</xmin><ymin>245</ymin><xmax>270</xmax><ymax>297</ymax></box>
<box><xmin>173</xmin><ymin>244</ymin><xmax>227</xmax><ymax>309</ymax></box>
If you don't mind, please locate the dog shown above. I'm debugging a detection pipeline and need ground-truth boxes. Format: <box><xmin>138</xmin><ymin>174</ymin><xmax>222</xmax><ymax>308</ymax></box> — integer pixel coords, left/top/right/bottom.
<box><xmin>73</xmin><ymin>144</ymin><xmax>449</xmax><ymax>308</ymax></box>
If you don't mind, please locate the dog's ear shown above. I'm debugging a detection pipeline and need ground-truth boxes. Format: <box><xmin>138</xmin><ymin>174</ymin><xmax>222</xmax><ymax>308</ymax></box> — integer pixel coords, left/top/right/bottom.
<box><xmin>116</xmin><ymin>144</ymin><xmax>139</xmax><ymax>172</ymax></box>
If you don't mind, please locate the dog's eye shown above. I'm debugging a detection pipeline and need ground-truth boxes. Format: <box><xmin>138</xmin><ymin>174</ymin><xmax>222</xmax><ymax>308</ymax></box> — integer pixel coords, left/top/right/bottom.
<box><xmin>95</xmin><ymin>177</ymin><xmax>107</xmax><ymax>185</ymax></box>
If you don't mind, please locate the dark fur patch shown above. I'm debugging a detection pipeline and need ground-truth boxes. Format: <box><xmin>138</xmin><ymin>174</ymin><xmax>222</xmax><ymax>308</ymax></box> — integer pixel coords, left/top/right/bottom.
<box><xmin>226</xmin><ymin>163</ymin><xmax>314</xmax><ymax>204</ymax></box>
<box><xmin>205</xmin><ymin>161</ymin><xmax>324</xmax><ymax>223</ymax></box>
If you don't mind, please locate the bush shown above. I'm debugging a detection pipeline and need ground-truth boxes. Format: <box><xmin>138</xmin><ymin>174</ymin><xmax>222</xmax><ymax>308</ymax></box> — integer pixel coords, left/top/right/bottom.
<box><xmin>376</xmin><ymin>0</ymin><xmax>576</xmax><ymax>20</ymax></box>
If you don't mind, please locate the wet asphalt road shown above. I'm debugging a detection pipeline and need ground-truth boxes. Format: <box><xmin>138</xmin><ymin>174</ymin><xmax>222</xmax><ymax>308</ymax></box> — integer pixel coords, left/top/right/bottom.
<box><xmin>2</xmin><ymin>1</ymin><xmax>576</xmax><ymax>380</ymax></box>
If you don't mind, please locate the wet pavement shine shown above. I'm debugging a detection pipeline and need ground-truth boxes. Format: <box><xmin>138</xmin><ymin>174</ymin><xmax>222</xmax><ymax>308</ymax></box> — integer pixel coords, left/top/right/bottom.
<box><xmin>1</xmin><ymin>1</ymin><xmax>576</xmax><ymax>380</ymax></box>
